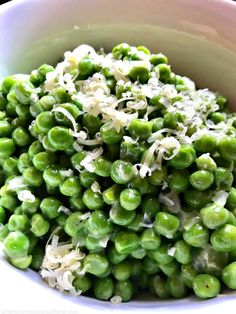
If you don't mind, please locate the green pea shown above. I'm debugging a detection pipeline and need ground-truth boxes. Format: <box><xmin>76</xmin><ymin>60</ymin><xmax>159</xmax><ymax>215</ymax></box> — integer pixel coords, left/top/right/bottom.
<box><xmin>142</xmin><ymin>256</ymin><xmax>160</xmax><ymax>275</ymax></box>
<box><xmin>48</xmin><ymin>126</ymin><xmax>73</xmax><ymax>150</ymax></box>
<box><xmin>1</xmin><ymin>76</ymin><xmax>17</xmax><ymax>94</ymax></box>
<box><xmin>37</xmin><ymin>95</ymin><xmax>56</xmax><ymax>111</ymax></box>
<box><xmin>156</xmin><ymin>64</ymin><xmax>171</xmax><ymax>83</ymax></box>
<box><xmin>0</xmin><ymin>120</ymin><xmax>12</xmax><ymax>137</ymax></box>
<box><xmin>51</xmin><ymin>87</ymin><xmax>70</xmax><ymax>104</ymax></box>
<box><xmin>181</xmin><ymin>263</ymin><xmax>198</xmax><ymax>288</ymax></box>
<box><xmin>11</xmin><ymin>117</ymin><xmax>26</xmax><ymax>129</ymax></box>
<box><xmin>87</xmin><ymin>210</ymin><xmax>112</xmax><ymax>237</ymax></box>
<box><xmin>151</xmin><ymin>117</ymin><xmax>164</xmax><ymax>132</ymax></box>
<box><xmin>128</xmin><ymin>119</ymin><xmax>152</xmax><ymax>139</ymax></box>
<box><xmin>226</xmin><ymin>187</ymin><xmax>236</xmax><ymax>211</ymax></box>
<box><xmin>71</xmin><ymin>151</ymin><xmax>88</xmax><ymax>170</ymax></box>
<box><xmin>107</xmin><ymin>245</ymin><xmax>127</xmax><ymax>265</ymax></box>
<box><xmin>127</xmin><ymin>176</ymin><xmax>150</xmax><ymax>195</ymax></box>
<box><xmin>141</xmin><ymin>195</ymin><xmax>160</xmax><ymax>219</ymax></box>
<box><xmin>78</xmin><ymin>57</ymin><xmax>94</xmax><ymax>78</ymax></box>
<box><xmin>120</xmin><ymin>141</ymin><xmax>141</xmax><ymax>163</ymax></box>
<box><xmin>222</xmin><ymin>262</ymin><xmax>236</xmax><ymax>289</ymax></box>
<box><xmin>0</xmin><ymin>193</ymin><xmax>18</xmax><ymax>211</ymax></box>
<box><xmin>15</xmin><ymin>104</ymin><xmax>31</xmax><ymax>122</ymax></box>
<box><xmin>32</xmin><ymin>152</ymin><xmax>56</xmax><ymax>171</ymax></box>
<box><xmin>60</xmin><ymin>176</ymin><xmax>82</xmax><ymax>197</ymax></box>
<box><xmin>8</xmin><ymin>214</ymin><xmax>29</xmax><ymax>232</ymax></box>
<box><xmin>64</xmin><ymin>211</ymin><xmax>84</xmax><ymax>237</ymax></box>
<box><xmin>115</xmin><ymin>279</ymin><xmax>133</xmax><ymax>302</ymax></box>
<box><xmin>217</xmin><ymin>136</ymin><xmax>236</xmax><ymax>161</ymax></box>
<box><xmin>55</xmin><ymin>213</ymin><xmax>68</xmax><ymax>228</ymax></box>
<box><xmin>0</xmin><ymin>92</ymin><xmax>7</xmax><ymax>110</ymax></box>
<box><xmin>35</xmin><ymin>111</ymin><xmax>55</xmax><ymax>134</ymax></box>
<box><xmin>0</xmin><ymin>138</ymin><xmax>15</xmax><ymax>158</ymax></box>
<box><xmin>166</xmin><ymin>275</ymin><xmax>188</xmax><ymax>298</ymax></box>
<box><xmin>79</xmin><ymin>171</ymin><xmax>97</xmax><ymax>188</ymax></box>
<box><xmin>159</xmin><ymin>260</ymin><xmax>180</xmax><ymax>277</ymax></box>
<box><xmin>152</xmin><ymin>275</ymin><xmax>170</xmax><ymax>299</ymax></box>
<box><xmin>111</xmin><ymin>160</ymin><xmax>135</xmax><ymax>184</ymax></box>
<box><xmin>4</xmin><ymin>231</ymin><xmax>30</xmax><ymax>258</ymax></box>
<box><xmin>148</xmin><ymin>168</ymin><xmax>167</xmax><ymax>186</ymax></box>
<box><xmin>38</xmin><ymin>64</ymin><xmax>54</xmax><ymax>81</ymax></box>
<box><xmin>127</xmin><ymin>213</ymin><xmax>144</xmax><ymax>232</ymax></box>
<box><xmin>150</xmin><ymin>53</ymin><xmax>168</xmax><ymax>65</ymax></box>
<box><xmin>73</xmin><ymin>274</ymin><xmax>91</xmax><ymax>293</ymax></box>
<box><xmin>168</xmin><ymin>169</ymin><xmax>189</xmax><ymax>192</ymax></box>
<box><xmin>154</xmin><ymin>212</ymin><xmax>180</xmax><ymax>239</ymax></box>
<box><xmin>54</xmin><ymin>103</ymin><xmax>81</xmax><ymax>127</ymax></box>
<box><xmin>82</xmin><ymin>114</ymin><xmax>102</xmax><ymax>136</ymax></box>
<box><xmin>114</xmin><ymin>231</ymin><xmax>139</xmax><ymax>255</ymax></box>
<box><xmin>30</xmin><ymin>213</ymin><xmax>50</xmax><ymax>237</ymax></box>
<box><xmin>113</xmin><ymin>260</ymin><xmax>132</xmax><ymax>281</ymax></box>
<box><xmin>131</xmin><ymin>246</ymin><xmax>146</xmax><ymax>259</ymax></box>
<box><xmin>100</xmin><ymin>122</ymin><xmax>124</xmax><ymax>145</ymax></box>
<box><xmin>0</xmin><ymin>206</ymin><xmax>6</xmax><ymax>224</ymax></box>
<box><xmin>40</xmin><ymin>197</ymin><xmax>61</xmax><ymax>219</ymax></box>
<box><xmin>12</xmin><ymin>127</ymin><xmax>31</xmax><ymax>147</ymax></box>
<box><xmin>112</xmin><ymin>43</ymin><xmax>131</xmax><ymax>59</ymax></box>
<box><xmin>93</xmin><ymin>156</ymin><xmax>112</xmax><ymax>177</ymax></box>
<box><xmin>196</xmin><ymin>153</ymin><xmax>217</xmax><ymax>171</ymax></box>
<box><xmin>3</xmin><ymin>157</ymin><xmax>18</xmax><ymax>175</ymax></box>
<box><xmin>163</xmin><ymin>111</ymin><xmax>184</xmax><ymax>130</ymax></box>
<box><xmin>85</xmin><ymin>234</ymin><xmax>107</xmax><ymax>252</ymax></box>
<box><xmin>200</xmin><ymin>204</ymin><xmax>229</xmax><ymax>229</ymax></box>
<box><xmin>140</xmin><ymin>228</ymin><xmax>161</xmax><ymax>250</ymax></box>
<box><xmin>71</xmin><ymin>221</ymin><xmax>87</xmax><ymax>247</ymax></box>
<box><xmin>174</xmin><ymin>240</ymin><xmax>192</xmax><ymax>264</ymax></box>
<box><xmin>43</xmin><ymin>167</ymin><xmax>62</xmax><ymax>188</ymax></box>
<box><xmin>214</xmin><ymin>167</ymin><xmax>233</xmax><ymax>190</ymax></box>
<box><xmin>189</xmin><ymin>170</ymin><xmax>214</xmax><ymax>191</ymax></box>
<box><xmin>69</xmin><ymin>195</ymin><xmax>85</xmax><ymax>212</ymax></box>
<box><xmin>183</xmin><ymin>223</ymin><xmax>209</xmax><ymax>248</ymax></box>
<box><xmin>192</xmin><ymin>274</ymin><xmax>220</xmax><ymax>299</ymax></box>
<box><xmin>119</xmin><ymin>188</ymin><xmax>141</xmax><ymax>211</ymax></box>
<box><xmin>168</xmin><ymin>145</ymin><xmax>196</xmax><ymax>169</ymax></box>
<box><xmin>102</xmin><ymin>184</ymin><xmax>121</xmax><ymax>205</ymax></box>
<box><xmin>148</xmin><ymin>243</ymin><xmax>173</xmax><ymax>265</ymax></box>
<box><xmin>131</xmin><ymin>259</ymin><xmax>142</xmax><ymax>276</ymax></box>
<box><xmin>83</xmin><ymin>253</ymin><xmax>109</xmax><ymax>276</ymax></box>
<box><xmin>30</xmin><ymin>246</ymin><xmax>44</xmax><ymax>270</ymax></box>
<box><xmin>184</xmin><ymin>189</ymin><xmax>213</xmax><ymax>209</ymax></box>
<box><xmin>194</xmin><ymin>134</ymin><xmax>217</xmax><ymax>153</ymax></box>
<box><xmin>0</xmin><ymin>224</ymin><xmax>10</xmax><ymax>242</ymax></box>
<box><xmin>23</xmin><ymin>167</ymin><xmax>43</xmax><ymax>187</ymax></box>
<box><xmin>109</xmin><ymin>203</ymin><xmax>136</xmax><ymax>226</ymax></box>
<box><xmin>82</xmin><ymin>188</ymin><xmax>104</xmax><ymax>210</ymax></box>
<box><xmin>129</xmin><ymin>66</ymin><xmax>149</xmax><ymax>84</ymax></box>
<box><xmin>210</xmin><ymin>224</ymin><xmax>236</xmax><ymax>252</ymax></box>
<box><xmin>12</xmin><ymin>81</ymin><xmax>35</xmax><ymax>105</ymax></box>
<box><xmin>10</xmin><ymin>255</ymin><xmax>32</xmax><ymax>270</ymax></box>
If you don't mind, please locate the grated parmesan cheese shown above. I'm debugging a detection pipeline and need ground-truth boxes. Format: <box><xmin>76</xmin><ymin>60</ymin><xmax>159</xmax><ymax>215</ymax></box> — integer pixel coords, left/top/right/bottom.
<box><xmin>91</xmin><ymin>181</ymin><xmax>101</xmax><ymax>193</ymax></box>
<box><xmin>80</xmin><ymin>147</ymin><xmax>103</xmax><ymax>172</ymax></box>
<box><xmin>58</xmin><ymin>206</ymin><xmax>71</xmax><ymax>216</ymax></box>
<box><xmin>18</xmin><ymin>190</ymin><xmax>35</xmax><ymax>202</ymax></box>
<box><xmin>212</xmin><ymin>190</ymin><xmax>229</xmax><ymax>207</ymax></box>
<box><xmin>41</xmin><ymin>235</ymin><xmax>86</xmax><ymax>295</ymax></box>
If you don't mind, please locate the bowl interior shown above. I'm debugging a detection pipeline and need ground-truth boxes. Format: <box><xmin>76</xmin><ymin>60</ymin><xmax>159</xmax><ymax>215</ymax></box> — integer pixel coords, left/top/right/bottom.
<box><xmin>1</xmin><ymin>0</ymin><xmax>236</xmax><ymax>107</ymax></box>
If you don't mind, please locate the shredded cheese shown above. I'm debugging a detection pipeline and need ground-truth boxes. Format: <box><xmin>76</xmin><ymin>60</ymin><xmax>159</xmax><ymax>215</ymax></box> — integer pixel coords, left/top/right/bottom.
<box><xmin>41</xmin><ymin>235</ymin><xmax>86</xmax><ymax>295</ymax></box>
<box><xmin>18</xmin><ymin>190</ymin><xmax>35</xmax><ymax>202</ymax></box>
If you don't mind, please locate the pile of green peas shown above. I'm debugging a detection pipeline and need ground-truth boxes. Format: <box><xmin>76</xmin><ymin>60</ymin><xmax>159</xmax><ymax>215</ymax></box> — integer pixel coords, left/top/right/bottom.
<box><xmin>1</xmin><ymin>43</ymin><xmax>236</xmax><ymax>302</ymax></box>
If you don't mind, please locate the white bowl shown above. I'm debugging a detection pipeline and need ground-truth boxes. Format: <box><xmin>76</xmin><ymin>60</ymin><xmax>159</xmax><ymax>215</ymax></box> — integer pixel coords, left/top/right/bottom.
<box><xmin>1</xmin><ymin>0</ymin><xmax>236</xmax><ymax>312</ymax></box>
